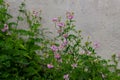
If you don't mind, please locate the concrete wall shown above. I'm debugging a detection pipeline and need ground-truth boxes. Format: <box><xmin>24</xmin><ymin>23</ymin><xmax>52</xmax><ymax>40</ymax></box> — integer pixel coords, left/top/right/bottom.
<box><xmin>5</xmin><ymin>0</ymin><xmax>120</xmax><ymax>59</ymax></box>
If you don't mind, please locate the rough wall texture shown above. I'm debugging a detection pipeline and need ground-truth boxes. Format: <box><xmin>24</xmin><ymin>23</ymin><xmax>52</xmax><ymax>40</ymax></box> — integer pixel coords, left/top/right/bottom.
<box><xmin>5</xmin><ymin>0</ymin><xmax>120</xmax><ymax>59</ymax></box>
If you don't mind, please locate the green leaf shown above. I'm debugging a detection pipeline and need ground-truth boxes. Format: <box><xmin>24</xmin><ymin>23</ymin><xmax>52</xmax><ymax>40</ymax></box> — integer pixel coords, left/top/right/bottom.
<box><xmin>17</xmin><ymin>16</ymin><xmax>24</xmax><ymax>21</ymax></box>
<box><xmin>25</xmin><ymin>67</ymin><xmax>38</xmax><ymax>76</ymax></box>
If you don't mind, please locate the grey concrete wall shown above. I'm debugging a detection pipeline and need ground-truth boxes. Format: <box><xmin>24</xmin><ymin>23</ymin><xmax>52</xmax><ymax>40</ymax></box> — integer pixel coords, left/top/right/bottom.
<box><xmin>5</xmin><ymin>0</ymin><xmax>120</xmax><ymax>59</ymax></box>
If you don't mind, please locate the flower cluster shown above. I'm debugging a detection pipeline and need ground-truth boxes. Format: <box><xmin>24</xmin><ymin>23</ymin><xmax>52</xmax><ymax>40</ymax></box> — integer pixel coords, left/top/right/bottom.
<box><xmin>63</xmin><ymin>74</ymin><xmax>69</xmax><ymax>80</ymax></box>
<box><xmin>50</xmin><ymin>45</ymin><xmax>58</xmax><ymax>52</ymax></box>
<box><xmin>32</xmin><ymin>11</ymin><xmax>38</xmax><ymax>17</ymax></box>
<box><xmin>57</xmin><ymin>22</ymin><xmax>65</xmax><ymax>27</ymax></box>
<box><xmin>1</xmin><ymin>24</ymin><xmax>9</xmax><ymax>32</ymax></box>
<box><xmin>93</xmin><ymin>41</ymin><xmax>100</xmax><ymax>49</ymax></box>
<box><xmin>54</xmin><ymin>53</ymin><xmax>61</xmax><ymax>59</ymax></box>
<box><xmin>71</xmin><ymin>63</ymin><xmax>77</xmax><ymax>69</ymax></box>
<box><xmin>47</xmin><ymin>64</ymin><xmax>54</xmax><ymax>69</ymax></box>
<box><xmin>52</xmin><ymin>18</ymin><xmax>58</xmax><ymax>22</ymax></box>
<box><xmin>66</xmin><ymin>12</ymin><xmax>74</xmax><ymax>20</ymax></box>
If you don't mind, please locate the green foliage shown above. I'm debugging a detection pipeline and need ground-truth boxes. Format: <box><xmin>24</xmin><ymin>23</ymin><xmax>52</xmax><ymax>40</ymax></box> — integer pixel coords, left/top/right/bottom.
<box><xmin>0</xmin><ymin>1</ymin><xmax>50</xmax><ymax>80</ymax></box>
<box><xmin>0</xmin><ymin>0</ymin><xmax>12</xmax><ymax>25</ymax></box>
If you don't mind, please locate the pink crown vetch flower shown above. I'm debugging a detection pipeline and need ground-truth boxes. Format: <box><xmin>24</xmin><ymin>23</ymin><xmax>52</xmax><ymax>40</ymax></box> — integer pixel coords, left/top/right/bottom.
<box><xmin>66</xmin><ymin>12</ymin><xmax>74</xmax><ymax>20</ymax></box>
<box><xmin>47</xmin><ymin>64</ymin><xmax>54</xmax><ymax>69</ymax></box>
<box><xmin>58</xmin><ymin>44</ymin><xmax>64</xmax><ymax>50</ymax></box>
<box><xmin>1</xmin><ymin>24</ymin><xmax>9</xmax><ymax>32</ymax></box>
<box><xmin>54</xmin><ymin>53</ymin><xmax>61</xmax><ymax>59</ymax></box>
<box><xmin>63</xmin><ymin>74</ymin><xmax>69</xmax><ymax>80</ymax></box>
<box><xmin>52</xmin><ymin>18</ymin><xmax>58</xmax><ymax>22</ymax></box>
<box><xmin>51</xmin><ymin>45</ymin><xmax>58</xmax><ymax>52</ymax></box>
<box><xmin>62</xmin><ymin>39</ymin><xmax>68</xmax><ymax>46</ymax></box>
<box><xmin>57</xmin><ymin>22</ymin><xmax>65</xmax><ymax>27</ymax></box>
<box><xmin>71</xmin><ymin>63</ymin><xmax>77</xmax><ymax>69</ymax></box>
<box><xmin>93</xmin><ymin>41</ymin><xmax>100</xmax><ymax>49</ymax></box>
<box><xmin>33</xmin><ymin>11</ymin><xmax>38</xmax><ymax>17</ymax></box>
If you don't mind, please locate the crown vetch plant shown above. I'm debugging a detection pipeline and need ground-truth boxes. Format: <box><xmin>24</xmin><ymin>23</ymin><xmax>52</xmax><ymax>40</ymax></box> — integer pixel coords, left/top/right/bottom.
<box><xmin>0</xmin><ymin>1</ymin><xmax>120</xmax><ymax>80</ymax></box>
<box><xmin>42</xmin><ymin>12</ymin><xmax>120</xmax><ymax>80</ymax></box>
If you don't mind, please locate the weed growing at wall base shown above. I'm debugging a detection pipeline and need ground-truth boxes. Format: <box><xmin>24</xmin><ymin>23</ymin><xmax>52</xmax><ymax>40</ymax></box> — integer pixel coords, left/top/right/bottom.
<box><xmin>0</xmin><ymin>1</ymin><xmax>120</xmax><ymax>80</ymax></box>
